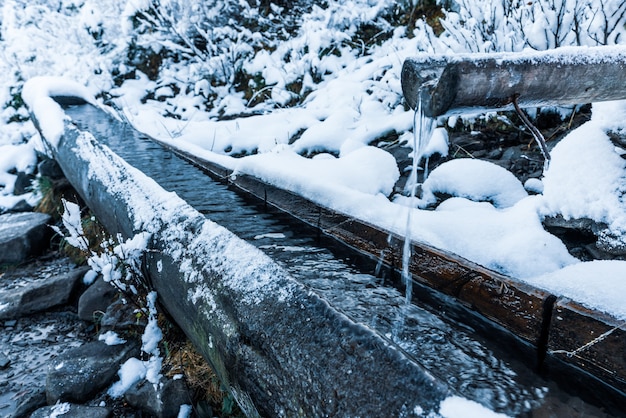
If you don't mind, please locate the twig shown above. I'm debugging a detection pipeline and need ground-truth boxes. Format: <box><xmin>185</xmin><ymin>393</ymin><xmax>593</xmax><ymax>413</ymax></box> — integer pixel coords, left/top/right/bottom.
<box><xmin>512</xmin><ymin>95</ymin><xmax>551</xmax><ymax>164</ymax></box>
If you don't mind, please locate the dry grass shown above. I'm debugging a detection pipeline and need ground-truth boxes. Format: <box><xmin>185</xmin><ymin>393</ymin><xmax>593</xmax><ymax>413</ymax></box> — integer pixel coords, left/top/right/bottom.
<box><xmin>160</xmin><ymin>314</ymin><xmax>244</xmax><ymax>417</ymax></box>
<box><xmin>164</xmin><ymin>340</ymin><xmax>226</xmax><ymax>405</ymax></box>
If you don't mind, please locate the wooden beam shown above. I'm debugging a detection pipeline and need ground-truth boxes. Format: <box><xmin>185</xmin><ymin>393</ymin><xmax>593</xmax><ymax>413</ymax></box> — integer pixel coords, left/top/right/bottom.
<box><xmin>402</xmin><ymin>46</ymin><xmax>626</xmax><ymax>117</ymax></box>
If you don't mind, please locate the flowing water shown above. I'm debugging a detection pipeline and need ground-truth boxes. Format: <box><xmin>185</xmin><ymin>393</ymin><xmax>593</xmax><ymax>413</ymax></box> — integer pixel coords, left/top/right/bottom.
<box><xmin>402</xmin><ymin>90</ymin><xmax>436</xmax><ymax>305</ymax></box>
<box><xmin>62</xmin><ymin>104</ymin><xmax>618</xmax><ymax>417</ymax></box>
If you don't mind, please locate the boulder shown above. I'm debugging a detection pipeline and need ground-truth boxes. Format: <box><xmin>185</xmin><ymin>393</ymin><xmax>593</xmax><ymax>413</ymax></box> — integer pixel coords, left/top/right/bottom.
<box><xmin>10</xmin><ymin>388</ymin><xmax>47</xmax><ymax>418</ymax></box>
<box><xmin>0</xmin><ymin>212</ymin><xmax>52</xmax><ymax>265</ymax></box>
<box><xmin>31</xmin><ymin>404</ymin><xmax>110</xmax><ymax>418</ymax></box>
<box><xmin>46</xmin><ymin>340</ymin><xmax>140</xmax><ymax>404</ymax></box>
<box><xmin>0</xmin><ymin>266</ymin><xmax>88</xmax><ymax>320</ymax></box>
<box><xmin>78</xmin><ymin>276</ymin><xmax>118</xmax><ymax>322</ymax></box>
<box><xmin>125</xmin><ymin>377</ymin><xmax>190</xmax><ymax>418</ymax></box>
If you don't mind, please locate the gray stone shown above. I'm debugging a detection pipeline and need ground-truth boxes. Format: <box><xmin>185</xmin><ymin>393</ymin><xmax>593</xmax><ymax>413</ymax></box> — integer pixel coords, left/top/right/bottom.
<box><xmin>125</xmin><ymin>377</ymin><xmax>190</xmax><ymax>418</ymax></box>
<box><xmin>46</xmin><ymin>340</ymin><xmax>140</xmax><ymax>404</ymax></box>
<box><xmin>99</xmin><ymin>298</ymin><xmax>146</xmax><ymax>332</ymax></box>
<box><xmin>13</xmin><ymin>172</ymin><xmax>35</xmax><ymax>195</ymax></box>
<box><xmin>38</xmin><ymin>158</ymin><xmax>64</xmax><ymax>179</ymax></box>
<box><xmin>31</xmin><ymin>404</ymin><xmax>110</xmax><ymax>418</ymax></box>
<box><xmin>78</xmin><ymin>276</ymin><xmax>118</xmax><ymax>322</ymax></box>
<box><xmin>0</xmin><ymin>212</ymin><xmax>51</xmax><ymax>265</ymax></box>
<box><xmin>11</xmin><ymin>388</ymin><xmax>47</xmax><ymax>418</ymax></box>
<box><xmin>6</xmin><ymin>199</ymin><xmax>33</xmax><ymax>213</ymax></box>
<box><xmin>0</xmin><ymin>351</ymin><xmax>9</xmax><ymax>368</ymax></box>
<box><xmin>0</xmin><ymin>266</ymin><xmax>88</xmax><ymax>320</ymax></box>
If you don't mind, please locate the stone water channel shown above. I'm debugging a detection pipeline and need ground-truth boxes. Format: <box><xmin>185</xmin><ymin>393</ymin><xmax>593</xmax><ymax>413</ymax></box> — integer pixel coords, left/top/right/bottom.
<box><xmin>62</xmin><ymin>104</ymin><xmax>618</xmax><ymax>417</ymax></box>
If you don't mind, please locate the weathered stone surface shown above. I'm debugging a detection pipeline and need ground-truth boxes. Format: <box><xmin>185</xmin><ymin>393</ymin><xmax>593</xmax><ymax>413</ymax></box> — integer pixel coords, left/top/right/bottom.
<box><xmin>0</xmin><ymin>351</ymin><xmax>9</xmax><ymax>368</ymax></box>
<box><xmin>11</xmin><ymin>388</ymin><xmax>47</xmax><ymax>418</ymax></box>
<box><xmin>548</xmin><ymin>298</ymin><xmax>626</xmax><ymax>392</ymax></box>
<box><xmin>0</xmin><ymin>265</ymin><xmax>88</xmax><ymax>320</ymax></box>
<box><xmin>99</xmin><ymin>298</ymin><xmax>146</xmax><ymax>332</ymax></box>
<box><xmin>46</xmin><ymin>340</ymin><xmax>140</xmax><ymax>404</ymax></box>
<box><xmin>0</xmin><ymin>212</ymin><xmax>51</xmax><ymax>265</ymax></box>
<box><xmin>38</xmin><ymin>157</ymin><xmax>64</xmax><ymax>179</ymax></box>
<box><xmin>13</xmin><ymin>172</ymin><xmax>35</xmax><ymax>195</ymax></box>
<box><xmin>125</xmin><ymin>377</ymin><xmax>190</xmax><ymax>418</ymax></box>
<box><xmin>31</xmin><ymin>404</ymin><xmax>111</xmax><ymax>418</ymax></box>
<box><xmin>5</xmin><ymin>199</ymin><xmax>33</xmax><ymax>213</ymax></box>
<box><xmin>78</xmin><ymin>276</ymin><xmax>118</xmax><ymax>322</ymax></box>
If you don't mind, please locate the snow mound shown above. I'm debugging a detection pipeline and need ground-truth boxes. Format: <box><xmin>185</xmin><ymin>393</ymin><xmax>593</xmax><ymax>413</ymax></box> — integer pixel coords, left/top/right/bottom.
<box><xmin>421</xmin><ymin>158</ymin><xmax>528</xmax><ymax>208</ymax></box>
<box><xmin>234</xmin><ymin>145</ymin><xmax>400</xmax><ymax>197</ymax></box>
<box><xmin>524</xmin><ymin>260</ymin><xmax>626</xmax><ymax>320</ymax></box>
<box><xmin>539</xmin><ymin>119</ymin><xmax>626</xmax><ymax>246</ymax></box>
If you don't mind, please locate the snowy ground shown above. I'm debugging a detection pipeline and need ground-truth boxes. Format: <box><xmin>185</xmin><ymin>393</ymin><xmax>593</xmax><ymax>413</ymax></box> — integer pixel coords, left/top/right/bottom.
<box><xmin>2</xmin><ymin>0</ymin><xmax>626</xmax><ymax>351</ymax></box>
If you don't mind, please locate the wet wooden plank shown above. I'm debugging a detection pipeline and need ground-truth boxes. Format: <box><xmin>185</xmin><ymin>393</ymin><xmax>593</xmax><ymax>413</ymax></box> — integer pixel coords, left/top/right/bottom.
<box><xmin>458</xmin><ymin>276</ymin><xmax>550</xmax><ymax>345</ymax></box>
<box><xmin>548</xmin><ymin>298</ymin><xmax>626</xmax><ymax>393</ymax></box>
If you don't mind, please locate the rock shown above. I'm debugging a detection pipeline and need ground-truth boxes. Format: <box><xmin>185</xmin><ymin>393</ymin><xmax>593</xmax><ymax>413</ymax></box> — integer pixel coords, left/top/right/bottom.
<box><xmin>38</xmin><ymin>158</ymin><xmax>65</xmax><ymax>179</ymax></box>
<box><xmin>0</xmin><ymin>351</ymin><xmax>9</xmax><ymax>368</ymax></box>
<box><xmin>99</xmin><ymin>298</ymin><xmax>146</xmax><ymax>332</ymax></box>
<box><xmin>31</xmin><ymin>404</ymin><xmax>111</xmax><ymax>418</ymax></box>
<box><xmin>46</xmin><ymin>340</ymin><xmax>140</xmax><ymax>404</ymax></box>
<box><xmin>6</xmin><ymin>199</ymin><xmax>33</xmax><ymax>213</ymax></box>
<box><xmin>11</xmin><ymin>388</ymin><xmax>47</xmax><ymax>418</ymax></box>
<box><xmin>0</xmin><ymin>212</ymin><xmax>52</xmax><ymax>265</ymax></box>
<box><xmin>125</xmin><ymin>377</ymin><xmax>191</xmax><ymax>418</ymax></box>
<box><xmin>78</xmin><ymin>277</ymin><xmax>118</xmax><ymax>322</ymax></box>
<box><xmin>596</xmin><ymin>229</ymin><xmax>626</xmax><ymax>257</ymax></box>
<box><xmin>13</xmin><ymin>172</ymin><xmax>36</xmax><ymax>195</ymax></box>
<box><xmin>0</xmin><ymin>266</ymin><xmax>88</xmax><ymax>320</ymax></box>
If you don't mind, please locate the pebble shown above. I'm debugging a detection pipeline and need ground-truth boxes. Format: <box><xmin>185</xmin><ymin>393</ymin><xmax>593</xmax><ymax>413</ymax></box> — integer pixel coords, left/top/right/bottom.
<box><xmin>0</xmin><ymin>352</ymin><xmax>10</xmax><ymax>369</ymax></box>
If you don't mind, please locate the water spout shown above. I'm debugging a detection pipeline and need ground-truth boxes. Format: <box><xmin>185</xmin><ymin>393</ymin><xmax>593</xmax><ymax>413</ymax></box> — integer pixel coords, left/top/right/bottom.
<box><xmin>402</xmin><ymin>46</ymin><xmax>626</xmax><ymax>118</ymax></box>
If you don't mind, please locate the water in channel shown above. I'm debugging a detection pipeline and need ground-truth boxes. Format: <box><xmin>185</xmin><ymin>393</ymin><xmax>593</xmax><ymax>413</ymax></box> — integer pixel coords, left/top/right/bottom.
<box><xmin>63</xmin><ymin>104</ymin><xmax>613</xmax><ymax>417</ymax></box>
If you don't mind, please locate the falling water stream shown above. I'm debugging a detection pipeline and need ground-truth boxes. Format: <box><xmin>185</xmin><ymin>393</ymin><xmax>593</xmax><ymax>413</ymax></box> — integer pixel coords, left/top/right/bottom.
<box><xmin>62</xmin><ymin>104</ymin><xmax>618</xmax><ymax>417</ymax></box>
<box><xmin>402</xmin><ymin>88</ymin><xmax>436</xmax><ymax>305</ymax></box>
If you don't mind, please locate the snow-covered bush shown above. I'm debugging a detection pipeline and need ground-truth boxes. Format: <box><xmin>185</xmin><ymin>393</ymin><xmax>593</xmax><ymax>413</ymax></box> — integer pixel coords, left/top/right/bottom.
<box><xmin>52</xmin><ymin>199</ymin><xmax>151</xmax><ymax>299</ymax></box>
<box><xmin>439</xmin><ymin>0</ymin><xmax>626</xmax><ymax>52</ymax></box>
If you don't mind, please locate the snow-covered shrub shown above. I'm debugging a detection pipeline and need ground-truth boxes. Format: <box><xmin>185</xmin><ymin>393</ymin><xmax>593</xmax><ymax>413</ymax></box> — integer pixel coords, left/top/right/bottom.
<box><xmin>52</xmin><ymin>199</ymin><xmax>152</xmax><ymax>299</ymax></box>
<box><xmin>438</xmin><ymin>0</ymin><xmax>626</xmax><ymax>52</ymax></box>
<box><xmin>127</xmin><ymin>0</ymin><xmax>404</xmax><ymax>111</ymax></box>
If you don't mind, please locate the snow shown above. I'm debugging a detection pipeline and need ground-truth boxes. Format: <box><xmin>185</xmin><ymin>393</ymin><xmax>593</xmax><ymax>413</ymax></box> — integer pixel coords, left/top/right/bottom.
<box><xmin>439</xmin><ymin>396</ymin><xmax>510</xmax><ymax>418</ymax></box>
<box><xmin>49</xmin><ymin>402</ymin><xmax>71</xmax><ymax>418</ymax></box>
<box><xmin>108</xmin><ymin>291</ymin><xmax>163</xmax><ymax>398</ymax></box>
<box><xmin>98</xmin><ymin>330</ymin><xmax>126</xmax><ymax>346</ymax></box>
<box><xmin>108</xmin><ymin>357</ymin><xmax>147</xmax><ymax>398</ymax></box>
<box><xmin>522</xmin><ymin>260</ymin><xmax>626</xmax><ymax>319</ymax></box>
<box><xmin>21</xmin><ymin>76</ymin><xmax>98</xmax><ymax>147</ymax></box>
<box><xmin>540</xmin><ymin>104</ymin><xmax>626</xmax><ymax>239</ymax></box>
<box><xmin>177</xmin><ymin>404</ymin><xmax>192</xmax><ymax>418</ymax></box>
<box><xmin>82</xmin><ymin>269</ymin><xmax>98</xmax><ymax>285</ymax></box>
<box><xmin>420</xmin><ymin>159</ymin><xmax>528</xmax><ymax>208</ymax></box>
